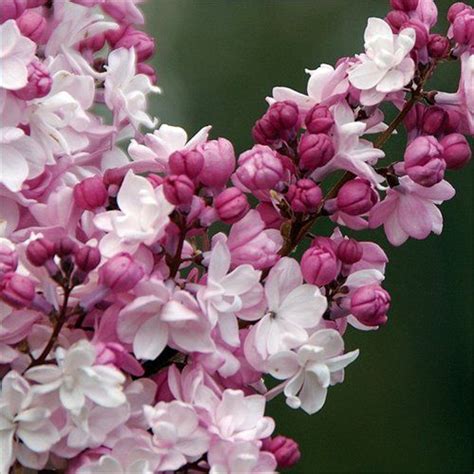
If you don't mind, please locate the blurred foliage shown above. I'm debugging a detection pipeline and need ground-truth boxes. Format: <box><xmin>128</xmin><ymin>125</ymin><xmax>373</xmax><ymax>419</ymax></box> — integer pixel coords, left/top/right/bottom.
<box><xmin>143</xmin><ymin>1</ymin><xmax>472</xmax><ymax>472</ymax></box>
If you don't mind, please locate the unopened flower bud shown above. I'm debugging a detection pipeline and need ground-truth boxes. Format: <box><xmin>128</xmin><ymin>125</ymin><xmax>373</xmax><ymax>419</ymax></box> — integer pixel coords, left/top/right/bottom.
<box><xmin>351</xmin><ymin>284</ymin><xmax>390</xmax><ymax>326</ymax></box>
<box><xmin>99</xmin><ymin>253</ymin><xmax>144</xmax><ymax>292</ymax></box>
<box><xmin>17</xmin><ymin>11</ymin><xmax>46</xmax><ymax>43</ymax></box>
<box><xmin>198</xmin><ymin>138</ymin><xmax>236</xmax><ymax>188</ymax></box>
<box><xmin>301</xmin><ymin>244</ymin><xmax>339</xmax><ymax>286</ymax></box>
<box><xmin>447</xmin><ymin>2</ymin><xmax>471</xmax><ymax>24</ymax></box>
<box><xmin>404</xmin><ymin>135</ymin><xmax>445</xmax><ymax>187</ymax></box>
<box><xmin>404</xmin><ymin>102</ymin><xmax>425</xmax><ymax>132</ymax></box>
<box><xmin>13</xmin><ymin>60</ymin><xmax>52</xmax><ymax>100</ymax></box>
<box><xmin>114</xmin><ymin>27</ymin><xmax>155</xmax><ymax>62</ymax></box>
<box><xmin>0</xmin><ymin>273</ymin><xmax>35</xmax><ymax>309</ymax></box>
<box><xmin>215</xmin><ymin>187</ymin><xmax>249</xmax><ymax>224</ymax></box>
<box><xmin>55</xmin><ymin>237</ymin><xmax>78</xmax><ymax>258</ymax></box>
<box><xmin>0</xmin><ymin>244</ymin><xmax>18</xmax><ymax>277</ymax></box>
<box><xmin>163</xmin><ymin>174</ymin><xmax>195</xmax><ymax>205</ymax></box>
<box><xmin>0</xmin><ymin>0</ymin><xmax>27</xmax><ymax>22</ymax></box>
<box><xmin>74</xmin><ymin>176</ymin><xmax>108</xmax><ymax>211</ymax></box>
<box><xmin>252</xmin><ymin>115</ymin><xmax>279</xmax><ymax>146</ymax></box>
<box><xmin>286</xmin><ymin>179</ymin><xmax>323</xmax><ymax>214</ymax></box>
<box><xmin>445</xmin><ymin>109</ymin><xmax>462</xmax><ymax>134</ymax></box>
<box><xmin>305</xmin><ymin>105</ymin><xmax>334</xmax><ymax>134</ymax></box>
<box><xmin>427</xmin><ymin>34</ymin><xmax>450</xmax><ymax>59</ymax></box>
<box><xmin>298</xmin><ymin>133</ymin><xmax>335</xmax><ymax>171</ymax></box>
<box><xmin>422</xmin><ymin>106</ymin><xmax>448</xmax><ymax>135</ymax></box>
<box><xmin>337</xmin><ymin>238</ymin><xmax>363</xmax><ymax>264</ymax></box>
<box><xmin>386</xmin><ymin>10</ymin><xmax>410</xmax><ymax>32</ymax></box>
<box><xmin>262</xmin><ymin>436</ymin><xmax>301</xmax><ymax>469</ymax></box>
<box><xmin>402</xmin><ymin>19</ymin><xmax>429</xmax><ymax>49</ymax></box>
<box><xmin>390</xmin><ymin>0</ymin><xmax>418</xmax><ymax>12</ymax></box>
<box><xmin>26</xmin><ymin>238</ymin><xmax>55</xmax><ymax>267</ymax></box>
<box><xmin>440</xmin><ymin>133</ymin><xmax>472</xmax><ymax>169</ymax></box>
<box><xmin>79</xmin><ymin>32</ymin><xmax>106</xmax><ymax>53</ymax></box>
<box><xmin>169</xmin><ymin>149</ymin><xmax>204</xmax><ymax>179</ymax></box>
<box><xmin>26</xmin><ymin>0</ymin><xmax>48</xmax><ymax>6</ymax></box>
<box><xmin>235</xmin><ymin>145</ymin><xmax>285</xmax><ymax>191</ymax></box>
<box><xmin>75</xmin><ymin>245</ymin><xmax>101</xmax><ymax>273</ymax></box>
<box><xmin>452</xmin><ymin>10</ymin><xmax>474</xmax><ymax>47</ymax></box>
<box><xmin>336</xmin><ymin>179</ymin><xmax>378</xmax><ymax>216</ymax></box>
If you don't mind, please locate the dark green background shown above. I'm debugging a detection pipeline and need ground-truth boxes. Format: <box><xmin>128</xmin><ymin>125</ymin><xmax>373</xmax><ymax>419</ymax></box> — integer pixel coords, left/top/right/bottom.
<box><xmin>142</xmin><ymin>1</ymin><xmax>473</xmax><ymax>472</ymax></box>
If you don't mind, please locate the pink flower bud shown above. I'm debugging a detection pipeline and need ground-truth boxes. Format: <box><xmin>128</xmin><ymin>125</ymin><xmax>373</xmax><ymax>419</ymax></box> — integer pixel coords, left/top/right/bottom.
<box><xmin>262</xmin><ymin>436</ymin><xmax>301</xmax><ymax>469</ymax></box>
<box><xmin>147</xmin><ymin>173</ymin><xmax>164</xmax><ymax>188</ymax></box>
<box><xmin>253</xmin><ymin>101</ymin><xmax>300</xmax><ymax>145</ymax></box>
<box><xmin>445</xmin><ymin>109</ymin><xmax>462</xmax><ymax>134</ymax></box>
<box><xmin>298</xmin><ymin>133</ymin><xmax>335</xmax><ymax>171</ymax></box>
<box><xmin>198</xmin><ymin>138</ymin><xmax>236</xmax><ymax>188</ymax></box>
<box><xmin>136</xmin><ymin>62</ymin><xmax>157</xmax><ymax>85</ymax></box>
<box><xmin>169</xmin><ymin>149</ymin><xmax>204</xmax><ymax>179</ymax></box>
<box><xmin>235</xmin><ymin>145</ymin><xmax>285</xmax><ymax>191</ymax></box>
<box><xmin>404</xmin><ymin>136</ymin><xmax>445</xmax><ymax>187</ymax></box>
<box><xmin>26</xmin><ymin>238</ymin><xmax>55</xmax><ymax>267</ymax></box>
<box><xmin>0</xmin><ymin>0</ymin><xmax>27</xmax><ymax>22</ymax></box>
<box><xmin>402</xmin><ymin>19</ymin><xmax>429</xmax><ymax>49</ymax></box>
<box><xmin>337</xmin><ymin>238</ymin><xmax>363</xmax><ymax>264</ymax></box>
<box><xmin>440</xmin><ymin>133</ymin><xmax>472</xmax><ymax>169</ymax></box>
<box><xmin>286</xmin><ymin>179</ymin><xmax>323</xmax><ymax>214</ymax></box>
<box><xmin>404</xmin><ymin>102</ymin><xmax>425</xmax><ymax>132</ymax></box>
<box><xmin>386</xmin><ymin>10</ymin><xmax>410</xmax><ymax>32</ymax></box>
<box><xmin>452</xmin><ymin>10</ymin><xmax>474</xmax><ymax>47</ymax></box>
<box><xmin>163</xmin><ymin>174</ymin><xmax>195</xmax><ymax>205</ymax></box>
<box><xmin>427</xmin><ymin>34</ymin><xmax>450</xmax><ymax>59</ymax></box>
<box><xmin>256</xmin><ymin>202</ymin><xmax>283</xmax><ymax>229</ymax></box>
<box><xmin>0</xmin><ymin>245</ymin><xmax>18</xmax><ymax>277</ymax></box>
<box><xmin>422</xmin><ymin>106</ymin><xmax>448</xmax><ymax>135</ymax></box>
<box><xmin>74</xmin><ymin>176</ymin><xmax>108</xmax><ymax>211</ymax></box>
<box><xmin>17</xmin><ymin>11</ymin><xmax>46</xmax><ymax>43</ymax></box>
<box><xmin>114</xmin><ymin>27</ymin><xmax>155</xmax><ymax>62</ymax></box>
<box><xmin>351</xmin><ymin>284</ymin><xmax>390</xmax><ymax>326</ymax></box>
<box><xmin>336</xmin><ymin>179</ymin><xmax>378</xmax><ymax>216</ymax></box>
<box><xmin>13</xmin><ymin>60</ymin><xmax>52</xmax><ymax>101</ymax></box>
<box><xmin>27</xmin><ymin>0</ymin><xmax>48</xmax><ymax>6</ymax></box>
<box><xmin>390</xmin><ymin>0</ymin><xmax>418</xmax><ymax>12</ymax></box>
<box><xmin>447</xmin><ymin>2</ymin><xmax>471</xmax><ymax>23</ymax></box>
<box><xmin>305</xmin><ymin>105</ymin><xmax>334</xmax><ymax>134</ymax></box>
<box><xmin>252</xmin><ymin>115</ymin><xmax>279</xmax><ymax>146</ymax></box>
<box><xmin>0</xmin><ymin>273</ymin><xmax>35</xmax><ymax>309</ymax></box>
<box><xmin>99</xmin><ymin>253</ymin><xmax>144</xmax><ymax>292</ymax></box>
<box><xmin>55</xmin><ymin>237</ymin><xmax>78</xmax><ymax>258</ymax></box>
<box><xmin>75</xmin><ymin>245</ymin><xmax>101</xmax><ymax>272</ymax></box>
<box><xmin>301</xmin><ymin>244</ymin><xmax>339</xmax><ymax>286</ymax></box>
<box><xmin>79</xmin><ymin>32</ymin><xmax>106</xmax><ymax>53</ymax></box>
<box><xmin>215</xmin><ymin>187</ymin><xmax>250</xmax><ymax>224</ymax></box>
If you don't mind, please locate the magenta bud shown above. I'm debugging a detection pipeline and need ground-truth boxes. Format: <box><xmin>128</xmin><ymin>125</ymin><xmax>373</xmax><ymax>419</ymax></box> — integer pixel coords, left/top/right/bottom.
<box><xmin>136</xmin><ymin>62</ymin><xmax>157</xmax><ymax>85</ymax></box>
<box><xmin>422</xmin><ymin>106</ymin><xmax>448</xmax><ymax>135</ymax></box>
<box><xmin>215</xmin><ymin>187</ymin><xmax>249</xmax><ymax>224</ymax></box>
<box><xmin>268</xmin><ymin>101</ymin><xmax>299</xmax><ymax>130</ymax></box>
<box><xmin>75</xmin><ymin>245</ymin><xmax>101</xmax><ymax>272</ymax></box>
<box><xmin>440</xmin><ymin>133</ymin><xmax>472</xmax><ymax>170</ymax></box>
<box><xmin>114</xmin><ymin>27</ymin><xmax>155</xmax><ymax>62</ymax></box>
<box><xmin>26</xmin><ymin>238</ymin><xmax>55</xmax><ymax>267</ymax></box>
<box><xmin>79</xmin><ymin>32</ymin><xmax>106</xmax><ymax>53</ymax></box>
<box><xmin>298</xmin><ymin>133</ymin><xmax>335</xmax><ymax>171</ymax></box>
<box><xmin>0</xmin><ymin>245</ymin><xmax>18</xmax><ymax>276</ymax></box>
<box><xmin>427</xmin><ymin>34</ymin><xmax>450</xmax><ymax>59</ymax></box>
<box><xmin>404</xmin><ymin>102</ymin><xmax>425</xmax><ymax>132</ymax></box>
<box><xmin>447</xmin><ymin>2</ymin><xmax>471</xmax><ymax>24</ymax></box>
<box><xmin>386</xmin><ymin>10</ymin><xmax>410</xmax><ymax>32</ymax></box>
<box><xmin>163</xmin><ymin>174</ymin><xmax>195</xmax><ymax>205</ymax></box>
<box><xmin>445</xmin><ymin>109</ymin><xmax>462</xmax><ymax>134</ymax></box>
<box><xmin>404</xmin><ymin>136</ymin><xmax>445</xmax><ymax>187</ymax></box>
<box><xmin>147</xmin><ymin>173</ymin><xmax>164</xmax><ymax>188</ymax></box>
<box><xmin>286</xmin><ymin>179</ymin><xmax>323</xmax><ymax>214</ymax></box>
<box><xmin>55</xmin><ymin>237</ymin><xmax>78</xmax><ymax>258</ymax></box>
<box><xmin>0</xmin><ymin>273</ymin><xmax>35</xmax><ymax>309</ymax></box>
<box><xmin>262</xmin><ymin>436</ymin><xmax>301</xmax><ymax>469</ymax></box>
<box><xmin>0</xmin><ymin>0</ymin><xmax>27</xmax><ymax>22</ymax></box>
<box><xmin>301</xmin><ymin>245</ymin><xmax>339</xmax><ymax>287</ymax></box>
<box><xmin>452</xmin><ymin>10</ymin><xmax>474</xmax><ymax>47</ymax></box>
<box><xmin>336</xmin><ymin>238</ymin><xmax>363</xmax><ymax>265</ymax></box>
<box><xmin>235</xmin><ymin>144</ymin><xmax>285</xmax><ymax>191</ymax></box>
<box><xmin>390</xmin><ymin>0</ymin><xmax>418</xmax><ymax>11</ymax></box>
<box><xmin>305</xmin><ymin>105</ymin><xmax>334</xmax><ymax>134</ymax></box>
<box><xmin>17</xmin><ymin>11</ymin><xmax>46</xmax><ymax>43</ymax></box>
<box><xmin>13</xmin><ymin>60</ymin><xmax>52</xmax><ymax>101</ymax></box>
<box><xmin>350</xmin><ymin>284</ymin><xmax>390</xmax><ymax>326</ymax></box>
<box><xmin>252</xmin><ymin>115</ymin><xmax>279</xmax><ymax>146</ymax></box>
<box><xmin>74</xmin><ymin>176</ymin><xmax>108</xmax><ymax>211</ymax></box>
<box><xmin>169</xmin><ymin>149</ymin><xmax>204</xmax><ymax>179</ymax></box>
<box><xmin>26</xmin><ymin>0</ymin><xmax>48</xmax><ymax>6</ymax></box>
<box><xmin>402</xmin><ymin>19</ymin><xmax>429</xmax><ymax>49</ymax></box>
<box><xmin>198</xmin><ymin>138</ymin><xmax>236</xmax><ymax>188</ymax></box>
<box><xmin>99</xmin><ymin>253</ymin><xmax>144</xmax><ymax>292</ymax></box>
<box><xmin>336</xmin><ymin>179</ymin><xmax>378</xmax><ymax>216</ymax></box>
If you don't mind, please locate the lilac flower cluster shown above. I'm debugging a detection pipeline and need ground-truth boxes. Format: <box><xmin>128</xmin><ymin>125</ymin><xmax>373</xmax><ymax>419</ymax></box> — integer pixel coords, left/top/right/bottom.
<box><xmin>0</xmin><ymin>0</ymin><xmax>472</xmax><ymax>472</ymax></box>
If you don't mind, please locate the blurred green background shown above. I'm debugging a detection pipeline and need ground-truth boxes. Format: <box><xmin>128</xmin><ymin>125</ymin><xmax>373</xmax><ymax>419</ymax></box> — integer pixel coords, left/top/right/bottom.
<box><xmin>142</xmin><ymin>1</ymin><xmax>472</xmax><ymax>472</ymax></box>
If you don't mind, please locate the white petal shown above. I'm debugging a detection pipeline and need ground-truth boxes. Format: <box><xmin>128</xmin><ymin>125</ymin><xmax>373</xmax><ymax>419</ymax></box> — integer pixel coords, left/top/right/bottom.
<box><xmin>133</xmin><ymin>317</ymin><xmax>168</xmax><ymax>360</ymax></box>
